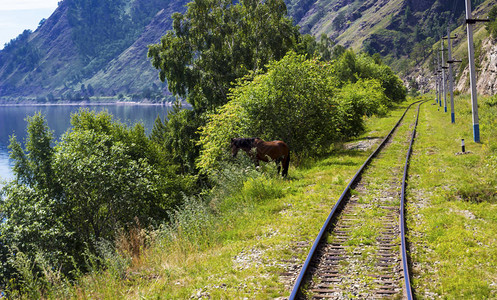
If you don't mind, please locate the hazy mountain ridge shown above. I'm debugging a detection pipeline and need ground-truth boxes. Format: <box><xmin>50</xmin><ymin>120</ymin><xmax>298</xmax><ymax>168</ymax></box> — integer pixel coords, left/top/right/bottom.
<box><xmin>0</xmin><ymin>0</ymin><xmax>188</xmax><ymax>101</ymax></box>
<box><xmin>81</xmin><ymin>8</ymin><xmax>179</xmax><ymax>98</ymax></box>
<box><xmin>0</xmin><ymin>0</ymin><xmax>494</xmax><ymax>100</ymax></box>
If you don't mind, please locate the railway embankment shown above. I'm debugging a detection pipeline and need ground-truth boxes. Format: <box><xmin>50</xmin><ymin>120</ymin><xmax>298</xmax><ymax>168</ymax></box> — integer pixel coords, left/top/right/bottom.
<box><xmin>58</xmin><ymin>96</ymin><xmax>497</xmax><ymax>299</ymax></box>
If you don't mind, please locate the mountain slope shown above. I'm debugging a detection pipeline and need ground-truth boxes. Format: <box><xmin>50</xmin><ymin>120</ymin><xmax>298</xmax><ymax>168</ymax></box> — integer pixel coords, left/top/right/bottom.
<box><xmin>81</xmin><ymin>7</ymin><xmax>179</xmax><ymax>98</ymax></box>
<box><xmin>0</xmin><ymin>0</ymin><xmax>495</xmax><ymax>100</ymax></box>
<box><xmin>0</xmin><ymin>3</ymin><xmax>81</xmax><ymax>98</ymax></box>
<box><xmin>0</xmin><ymin>0</ymin><xmax>187</xmax><ymax>101</ymax></box>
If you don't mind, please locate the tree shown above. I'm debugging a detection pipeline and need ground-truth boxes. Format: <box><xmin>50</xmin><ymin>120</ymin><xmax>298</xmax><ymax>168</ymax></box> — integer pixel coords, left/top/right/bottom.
<box><xmin>148</xmin><ymin>0</ymin><xmax>300</xmax><ymax>112</ymax></box>
<box><xmin>334</xmin><ymin>50</ymin><xmax>407</xmax><ymax>103</ymax></box>
<box><xmin>151</xmin><ymin>102</ymin><xmax>203</xmax><ymax>174</ymax></box>
<box><xmin>2</xmin><ymin>113</ymin><xmax>70</xmax><ymax>277</ymax></box>
<box><xmin>0</xmin><ymin>110</ymin><xmax>195</xmax><ymax>283</ymax></box>
<box><xmin>332</xmin><ymin>11</ymin><xmax>346</xmax><ymax>31</ymax></box>
<box><xmin>197</xmin><ymin>52</ymin><xmax>393</xmax><ymax>173</ymax></box>
<box><xmin>9</xmin><ymin>113</ymin><xmax>56</xmax><ymax>194</ymax></box>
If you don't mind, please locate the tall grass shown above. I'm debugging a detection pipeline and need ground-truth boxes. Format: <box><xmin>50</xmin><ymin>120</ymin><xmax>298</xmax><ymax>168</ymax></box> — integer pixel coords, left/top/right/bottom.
<box><xmin>407</xmin><ymin>94</ymin><xmax>497</xmax><ymax>298</ymax></box>
<box><xmin>3</xmin><ymin>99</ymin><xmax>416</xmax><ymax>298</ymax></box>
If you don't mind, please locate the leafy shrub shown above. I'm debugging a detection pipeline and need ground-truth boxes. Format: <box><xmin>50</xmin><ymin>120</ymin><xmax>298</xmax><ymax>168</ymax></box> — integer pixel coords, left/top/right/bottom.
<box><xmin>198</xmin><ymin>51</ymin><xmax>402</xmax><ymax>173</ymax></box>
<box><xmin>198</xmin><ymin>52</ymin><xmax>339</xmax><ymax>173</ymax></box>
<box><xmin>334</xmin><ymin>50</ymin><xmax>407</xmax><ymax>103</ymax></box>
<box><xmin>0</xmin><ymin>110</ymin><xmax>194</xmax><ymax>285</ymax></box>
<box><xmin>335</xmin><ymin>79</ymin><xmax>389</xmax><ymax>136</ymax></box>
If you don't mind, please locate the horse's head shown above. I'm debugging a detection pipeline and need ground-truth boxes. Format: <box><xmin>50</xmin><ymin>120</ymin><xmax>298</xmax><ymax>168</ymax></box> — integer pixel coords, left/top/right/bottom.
<box><xmin>230</xmin><ymin>138</ymin><xmax>239</xmax><ymax>157</ymax></box>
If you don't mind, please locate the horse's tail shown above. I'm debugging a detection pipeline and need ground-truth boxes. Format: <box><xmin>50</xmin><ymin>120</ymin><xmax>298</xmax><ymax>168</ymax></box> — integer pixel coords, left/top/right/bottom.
<box><xmin>282</xmin><ymin>151</ymin><xmax>290</xmax><ymax>177</ymax></box>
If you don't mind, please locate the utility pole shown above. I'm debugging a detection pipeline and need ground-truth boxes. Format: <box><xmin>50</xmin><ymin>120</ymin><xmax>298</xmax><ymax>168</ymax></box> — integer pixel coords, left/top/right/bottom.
<box><xmin>434</xmin><ymin>58</ymin><xmax>438</xmax><ymax>104</ymax></box>
<box><xmin>435</xmin><ymin>68</ymin><xmax>439</xmax><ymax>105</ymax></box>
<box><xmin>464</xmin><ymin>0</ymin><xmax>489</xmax><ymax>142</ymax></box>
<box><xmin>445</xmin><ymin>28</ymin><xmax>461</xmax><ymax>124</ymax></box>
<box><xmin>437</xmin><ymin>52</ymin><xmax>442</xmax><ymax>108</ymax></box>
<box><xmin>441</xmin><ymin>37</ymin><xmax>448</xmax><ymax>113</ymax></box>
<box><xmin>434</xmin><ymin>61</ymin><xmax>438</xmax><ymax>104</ymax></box>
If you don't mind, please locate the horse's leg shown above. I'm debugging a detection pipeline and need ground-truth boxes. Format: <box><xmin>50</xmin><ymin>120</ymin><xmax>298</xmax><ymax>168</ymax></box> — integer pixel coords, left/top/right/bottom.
<box><xmin>282</xmin><ymin>152</ymin><xmax>290</xmax><ymax>177</ymax></box>
<box><xmin>276</xmin><ymin>158</ymin><xmax>281</xmax><ymax>175</ymax></box>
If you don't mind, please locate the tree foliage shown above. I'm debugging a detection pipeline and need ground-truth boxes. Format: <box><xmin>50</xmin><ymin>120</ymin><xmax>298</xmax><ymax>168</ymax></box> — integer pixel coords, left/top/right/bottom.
<box><xmin>334</xmin><ymin>50</ymin><xmax>407</xmax><ymax>103</ymax></box>
<box><xmin>151</xmin><ymin>102</ymin><xmax>204</xmax><ymax>174</ymax></box>
<box><xmin>198</xmin><ymin>51</ymin><xmax>399</xmax><ymax>173</ymax></box>
<box><xmin>0</xmin><ymin>110</ymin><xmax>195</xmax><ymax>283</ymax></box>
<box><xmin>486</xmin><ymin>5</ymin><xmax>497</xmax><ymax>39</ymax></box>
<box><xmin>148</xmin><ymin>0</ymin><xmax>300</xmax><ymax>112</ymax></box>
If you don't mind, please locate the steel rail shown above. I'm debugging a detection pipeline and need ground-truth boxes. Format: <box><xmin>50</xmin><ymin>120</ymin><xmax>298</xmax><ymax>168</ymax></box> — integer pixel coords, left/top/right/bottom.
<box><xmin>289</xmin><ymin>101</ymin><xmax>422</xmax><ymax>300</ymax></box>
<box><xmin>401</xmin><ymin>101</ymin><xmax>426</xmax><ymax>299</ymax></box>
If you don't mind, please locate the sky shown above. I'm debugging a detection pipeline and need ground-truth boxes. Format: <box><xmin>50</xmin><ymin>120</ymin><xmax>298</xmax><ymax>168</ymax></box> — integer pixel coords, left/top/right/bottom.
<box><xmin>0</xmin><ymin>0</ymin><xmax>60</xmax><ymax>49</ymax></box>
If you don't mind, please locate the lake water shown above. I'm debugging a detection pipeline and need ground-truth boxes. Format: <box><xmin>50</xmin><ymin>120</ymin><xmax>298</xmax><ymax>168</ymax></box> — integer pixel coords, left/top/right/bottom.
<box><xmin>0</xmin><ymin>104</ymin><xmax>174</xmax><ymax>181</ymax></box>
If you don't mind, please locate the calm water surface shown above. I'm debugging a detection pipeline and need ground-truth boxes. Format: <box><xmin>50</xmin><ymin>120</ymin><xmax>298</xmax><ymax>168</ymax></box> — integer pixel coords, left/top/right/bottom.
<box><xmin>0</xmin><ymin>104</ymin><xmax>174</xmax><ymax>181</ymax></box>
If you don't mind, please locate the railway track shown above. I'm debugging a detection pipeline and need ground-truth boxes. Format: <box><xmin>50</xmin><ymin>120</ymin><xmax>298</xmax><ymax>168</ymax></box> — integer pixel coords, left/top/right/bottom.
<box><xmin>290</xmin><ymin>101</ymin><xmax>425</xmax><ymax>299</ymax></box>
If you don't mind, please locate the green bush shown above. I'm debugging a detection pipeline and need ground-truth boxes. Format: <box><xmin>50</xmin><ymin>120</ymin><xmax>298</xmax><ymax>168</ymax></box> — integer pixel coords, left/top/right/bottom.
<box><xmin>198</xmin><ymin>51</ymin><xmax>400</xmax><ymax>173</ymax></box>
<box><xmin>335</xmin><ymin>79</ymin><xmax>389</xmax><ymax>137</ymax></box>
<box><xmin>334</xmin><ymin>50</ymin><xmax>407</xmax><ymax>103</ymax></box>
<box><xmin>0</xmin><ymin>110</ymin><xmax>195</xmax><ymax>285</ymax></box>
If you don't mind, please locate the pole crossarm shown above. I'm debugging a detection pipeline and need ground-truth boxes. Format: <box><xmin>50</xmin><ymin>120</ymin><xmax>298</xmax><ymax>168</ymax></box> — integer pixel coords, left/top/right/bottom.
<box><xmin>466</xmin><ymin>18</ymin><xmax>490</xmax><ymax>24</ymax></box>
<box><xmin>447</xmin><ymin>59</ymin><xmax>463</xmax><ymax>63</ymax></box>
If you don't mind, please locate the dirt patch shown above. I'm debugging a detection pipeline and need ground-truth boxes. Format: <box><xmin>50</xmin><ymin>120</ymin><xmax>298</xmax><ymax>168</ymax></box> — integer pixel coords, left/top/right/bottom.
<box><xmin>343</xmin><ymin>138</ymin><xmax>382</xmax><ymax>151</ymax></box>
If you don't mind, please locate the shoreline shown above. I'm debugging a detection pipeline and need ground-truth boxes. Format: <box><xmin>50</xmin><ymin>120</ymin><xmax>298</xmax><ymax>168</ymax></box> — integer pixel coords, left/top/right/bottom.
<box><xmin>0</xmin><ymin>101</ymin><xmax>190</xmax><ymax>107</ymax></box>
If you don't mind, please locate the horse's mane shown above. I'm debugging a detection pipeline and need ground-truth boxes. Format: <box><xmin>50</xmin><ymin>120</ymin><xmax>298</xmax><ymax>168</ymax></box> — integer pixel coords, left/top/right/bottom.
<box><xmin>232</xmin><ymin>137</ymin><xmax>260</xmax><ymax>149</ymax></box>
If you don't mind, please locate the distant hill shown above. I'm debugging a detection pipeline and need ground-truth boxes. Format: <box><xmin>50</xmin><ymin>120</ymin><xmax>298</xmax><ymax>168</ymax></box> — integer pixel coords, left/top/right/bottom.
<box><xmin>0</xmin><ymin>0</ymin><xmax>495</xmax><ymax>101</ymax></box>
<box><xmin>0</xmin><ymin>0</ymin><xmax>188</xmax><ymax>101</ymax></box>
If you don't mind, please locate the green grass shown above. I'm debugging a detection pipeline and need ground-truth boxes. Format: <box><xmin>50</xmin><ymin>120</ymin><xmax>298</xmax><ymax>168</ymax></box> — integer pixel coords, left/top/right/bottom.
<box><xmin>43</xmin><ymin>100</ymin><xmax>413</xmax><ymax>299</ymax></box>
<box><xmin>30</xmin><ymin>95</ymin><xmax>497</xmax><ymax>299</ymax></box>
<box><xmin>407</xmin><ymin>95</ymin><xmax>497</xmax><ymax>298</ymax></box>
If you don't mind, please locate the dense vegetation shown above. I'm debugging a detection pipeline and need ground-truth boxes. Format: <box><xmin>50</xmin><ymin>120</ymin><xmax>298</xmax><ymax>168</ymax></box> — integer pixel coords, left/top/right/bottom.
<box><xmin>198</xmin><ymin>51</ymin><xmax>404</xmax><ymax>173</ymax></box>
<box><xmin>148</xmin><ymin>0</ymin><xmax>301</xmax><ymax>112</ymax></box>
<box><xmin>4</xmin><ymin>95</ymin><xmax>497</xmax><ymax>298</ymax></box>
<box><xmin>0</xmin><ymin>0</ymin><xmax>407</xmax><ymax>296</ymax></box>
<box><xmin>0</xmin><ymin>111</ymin><xmax>196</xmax><ymax>292</ymax></box>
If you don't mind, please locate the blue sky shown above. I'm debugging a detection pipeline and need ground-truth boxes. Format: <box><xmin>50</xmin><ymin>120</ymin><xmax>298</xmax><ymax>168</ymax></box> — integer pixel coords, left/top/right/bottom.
<box><xmin>0</xmin><ymin>0</ymin><xmax>60</xmax><ymax>49</ymax></box>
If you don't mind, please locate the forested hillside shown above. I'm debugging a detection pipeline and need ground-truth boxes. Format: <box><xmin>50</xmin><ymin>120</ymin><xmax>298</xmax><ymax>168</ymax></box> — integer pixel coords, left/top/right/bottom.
<box><xmin>0</xmin><ymin>0</ymin><xmax>495</xmax><ymax>100</ymax></box>
<box><xmin>0</xmin><ymin>0</ymin><xmax>188</xmax><ymax>101</ymax></box>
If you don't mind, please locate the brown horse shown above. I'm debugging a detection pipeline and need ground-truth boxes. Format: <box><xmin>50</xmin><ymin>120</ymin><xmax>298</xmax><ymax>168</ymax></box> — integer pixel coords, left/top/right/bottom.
<box><xmin>230</xmin><ymin>137</ymin><xmax>290</xmax><ymax>177</ymax></box>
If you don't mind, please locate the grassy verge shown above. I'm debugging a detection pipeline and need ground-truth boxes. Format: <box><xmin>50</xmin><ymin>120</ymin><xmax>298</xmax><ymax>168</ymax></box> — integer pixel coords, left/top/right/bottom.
<box><xmin>408</xmin><ymin>95</ymin><xmax>497</xmax><ymax>298</ymax></box>
<box><xmin>44</xmin><ymin>100</ymin><xmax>415</xmax><ymax>299</ymax></box>
<box><xmin>19</xmin><ymin>95</ymin><xmax>497</xmax><ymax>299</ymax></box>
<box><xmin>30</xmin><ymin>97</ymin><xmax>497</xmax><ymax>299</ymax></box>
